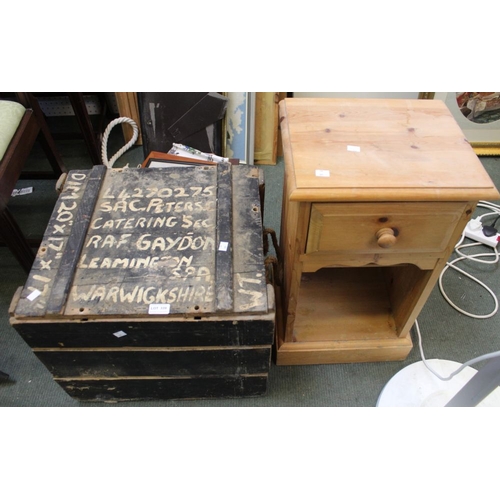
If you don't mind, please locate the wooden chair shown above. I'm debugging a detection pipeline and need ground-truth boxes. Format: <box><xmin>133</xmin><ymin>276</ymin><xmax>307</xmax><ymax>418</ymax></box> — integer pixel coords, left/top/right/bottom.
<box><xmin>31</xmin><ymin>92</ymin><xmax>104</xmax><ymax>165</ymax></box>
<box><xmin>0</xmin><ymin>92</ymin><xmax>66</xmax><ymax>273</ymax></box>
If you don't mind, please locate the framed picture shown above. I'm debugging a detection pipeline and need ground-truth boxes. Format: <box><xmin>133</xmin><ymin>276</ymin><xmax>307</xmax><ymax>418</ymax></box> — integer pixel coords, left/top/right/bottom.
<box><xmin>223</xmin><ymin>92</ymin><xmax>256</xmax><ymax>164</ymax></box>
<box><xmin>419</xmin><ymin>92</ymin><xmax>500</xmax><ymax>155</ymax></box>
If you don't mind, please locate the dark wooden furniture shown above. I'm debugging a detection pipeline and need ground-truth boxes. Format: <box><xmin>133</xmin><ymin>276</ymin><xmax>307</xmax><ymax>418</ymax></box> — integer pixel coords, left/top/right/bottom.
<box><xmin>67</xmin><ymin>93</ymin><xmax>102</xmax><ymax>165</ymax></box>
<box><xmin>0</xmin><ymin>93</ymin><xmax>66</xmax><ymax>272</ymax></box>
<box><xmin>30</xmin><ymin>92</ymin><xmax>104</xmax><ymax>165</ymax></box>
<box><xmin>10</xmin><ymin>163</ymin><xmax>275</xmax><ymax>402</ymax></box>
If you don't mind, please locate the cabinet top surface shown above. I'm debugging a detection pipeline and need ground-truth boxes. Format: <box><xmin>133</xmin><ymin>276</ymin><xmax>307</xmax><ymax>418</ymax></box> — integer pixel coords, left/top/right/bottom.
<box><xmin>279</xmin><ymin>98</ymin><xmax>499</xmax><ymax>202</ymax></box>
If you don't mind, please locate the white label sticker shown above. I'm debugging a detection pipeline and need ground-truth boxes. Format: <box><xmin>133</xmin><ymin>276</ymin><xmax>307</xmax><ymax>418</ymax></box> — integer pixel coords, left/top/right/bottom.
<box><xmin>27</xmin><ymin>289</ymin><xmax>42</xmax><ymax>301</ymax></box>
<box><xmin>113</xmin><ymin>330</ymin><xmax>127</xmax><ymax>338</ymax></box>
<box><xmin>148</xmin><ymin>303</ymin><xmax>171</xmax><ymax>315</ymax></box>
<box><xmin>347</xmin><ymin>145</ymin><xmax>361</xmax><ymax>152</ymax></box>
<box><xmin>315</xmin><ymin>170</ymin><xmax>330</xmax><ymax>177</ymax></box>
<box><xmin>218</xmin><ymin>241</ymin><xmax>229</xmax><ymax>251</ymax></box>
<box><xmin>12</xmin><ymin>187</ymin><xmax>34</xmax><ymax>197</ymax></box>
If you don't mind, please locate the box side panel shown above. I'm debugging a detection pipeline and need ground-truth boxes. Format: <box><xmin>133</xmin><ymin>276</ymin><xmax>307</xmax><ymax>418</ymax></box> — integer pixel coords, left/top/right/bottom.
<box><xmin>12</xmin><ymin>317</ymin><xmax>275</xmax><ymax>348</ymax></box>
<box><xmin>34</xmin><ymin>347</ymin><xmax>272</xmax><ymax>378</ymax></box>
<box><xmin>57</xmin><ymin>375</ymin><xmax>268</xmax><ymax>402</ymax></box>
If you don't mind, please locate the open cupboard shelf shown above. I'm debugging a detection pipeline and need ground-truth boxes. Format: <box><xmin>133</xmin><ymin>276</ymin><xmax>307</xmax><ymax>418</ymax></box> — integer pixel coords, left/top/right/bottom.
<box><xmin>294</xmin><ymin>267</ymin><xmax>399</xmax><ymax>343</ymax></box>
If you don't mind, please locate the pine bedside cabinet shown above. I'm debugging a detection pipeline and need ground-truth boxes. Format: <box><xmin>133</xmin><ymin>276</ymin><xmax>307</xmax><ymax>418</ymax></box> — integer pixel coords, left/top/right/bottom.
<box><xmin>275</xmin><ymin>98</ymin><xmax>499</xmax><ymax>365</ymax></box>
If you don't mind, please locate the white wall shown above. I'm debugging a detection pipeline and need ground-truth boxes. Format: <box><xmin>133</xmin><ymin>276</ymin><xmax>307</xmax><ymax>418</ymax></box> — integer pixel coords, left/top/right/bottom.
<box><xmin>292</xmin><ymin>92</ymin><xmax>420</xmax><ymax>99</ymax></box>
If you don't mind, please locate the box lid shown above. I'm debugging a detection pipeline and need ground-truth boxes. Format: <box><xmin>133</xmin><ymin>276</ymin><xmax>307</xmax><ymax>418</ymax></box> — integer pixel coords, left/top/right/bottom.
<box><xmin>13</xmin><ymin>164</ymin><xmax>269</xmax><ymax>319</ymax></box>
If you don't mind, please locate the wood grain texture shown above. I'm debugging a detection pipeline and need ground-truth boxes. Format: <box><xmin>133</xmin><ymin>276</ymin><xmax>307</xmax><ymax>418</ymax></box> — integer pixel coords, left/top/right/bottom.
<box><xmin>67</xmin><ymin>165</ymin><xmax>219</xmax><ymax>317</ymax></box>
<box><xmin>14</xmin><ymin>169</ymin><xmax>91</xmax><ymax>317</ymax></box>
<box><xmin>306</xmin><ymin>201</ymin><xmax>466</xmax><ymax>254</ymax></box>
<box><xmin>232</xmin><ymin>166</ymin><xmax>268</xmax><ymax>314</ymax></box>
<box><xmin>56</xmin><ymin>374</ymin><xmax>268</xmax><ymax>402</ymax></box>
<box><xmin>34</xmin><ymin>346</ymin><xmax>271</xmax><ymax>378</ymax></box>
<box><xmin>10</xmin><ymin>162</ymin><xmax>274</xmax><ymax>401</ymax></box>
<box><xmin>46</xmin><ymin>165</ymin><xmax>106</xmax><ymax>316</ymax></box>
<box><xmin>254</xmin><ymin>92</ymin><xmax>279</xmax><ymax>165</ymax></box>
<box><xmin>275</xmin><ymin>98</ymin><xmax>496</xmax><ymax>365</ymax></box>
<box><xmin>274</xmin><ymin>338</ymin><xmax>413</xmax><ymax>365</ymax></box>
<box><xmin>279</xmin><ymin>98</ymin><xmax>500</xmax><ymax>202</ymax></box>
<box><xmin>11</xmin><ymin>307</ymin><xmax>275</xmax><ymax>348</ymax></box>
<box><xmin>13</xmin><ymin>164</ymin><xmax>270</xmax><ymax>319</ymax></box>
<box><xmin>293</xmin><ymin>268</ymin><xmax>397</xmax><ymax>342</ymax></box>
<box><xmin>115</xmin><ymin>92</ymin><xmax>143</xmax><ymax>146</ymax></box>
<box><xmin>215</xmin><ymin>162</ymin><xmax>233</xmax><ymax>312</ymax></box>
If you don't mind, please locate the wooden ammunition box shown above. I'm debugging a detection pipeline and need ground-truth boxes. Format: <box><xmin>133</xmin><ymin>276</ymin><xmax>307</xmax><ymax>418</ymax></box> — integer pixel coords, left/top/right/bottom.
<box><xmin>9</xmin><ymin>163</ymin><xmax>275</xmax><ymax>402</ymax></box>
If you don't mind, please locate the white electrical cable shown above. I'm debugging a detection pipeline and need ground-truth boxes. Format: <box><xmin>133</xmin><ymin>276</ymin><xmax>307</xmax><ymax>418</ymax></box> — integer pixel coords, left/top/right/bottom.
<box><xmin>414</xmin><ymin>319</ymin><xmax>500</xmax><ymax>381</ymax></box>
<box><xmin>416</xmin><ymin>200</ymin><xmax>500</xmax><ymax>382</ymax></box>
<box><xmin>101</xmin><ymin>117</ymin><xmax>139</xmax><ymax>168</ymax></box>
<box><xmin>438</xmin><ymin>243</ymin><xmax>499</xmax><ymax>319</ymax></box>
<box><xmin>438</xmin><ymin>201</ymin><xmax>500</xmax><ymax>319</ymax></box>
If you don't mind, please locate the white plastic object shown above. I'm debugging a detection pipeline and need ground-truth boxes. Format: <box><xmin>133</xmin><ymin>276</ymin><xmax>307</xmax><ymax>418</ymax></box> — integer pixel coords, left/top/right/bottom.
<box><xmin>463</xmin><ymin>220</ymin><xmax>499</xmax><ymax>248</ymax></box>
<box><xmin>377</xmin><ymin>359</ymin><xmax>500</xmax><ymax>407</ymax></box>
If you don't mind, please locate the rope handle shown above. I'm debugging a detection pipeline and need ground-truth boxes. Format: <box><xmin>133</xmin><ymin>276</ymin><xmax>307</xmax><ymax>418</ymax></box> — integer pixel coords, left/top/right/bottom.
<box><xmin>101</xmin><ymin>117</ymin><xmax>139</xmax><ymax>168</ymax></box>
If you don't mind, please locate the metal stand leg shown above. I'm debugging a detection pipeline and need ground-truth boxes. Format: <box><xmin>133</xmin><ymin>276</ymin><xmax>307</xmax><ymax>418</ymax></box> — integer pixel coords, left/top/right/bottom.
<box><xmin>445</xmin><ymin>357</ymin><xmax>500</xmax><ymax>407</ymax></box>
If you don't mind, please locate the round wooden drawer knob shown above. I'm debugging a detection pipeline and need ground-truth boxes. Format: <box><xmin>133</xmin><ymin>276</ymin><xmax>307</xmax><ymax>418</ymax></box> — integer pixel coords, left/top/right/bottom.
<box><xmin>376</xmin><ymin>228</ymin><xmax>397</xmax><ymax>248</ymax></box>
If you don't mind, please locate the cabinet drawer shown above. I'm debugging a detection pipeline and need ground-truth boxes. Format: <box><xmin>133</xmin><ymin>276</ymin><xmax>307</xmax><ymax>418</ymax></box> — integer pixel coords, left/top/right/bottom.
<box><xmin>306</xmin><ymin>202</ymin><xmax>466</xmax><ymax>254</ymax></box>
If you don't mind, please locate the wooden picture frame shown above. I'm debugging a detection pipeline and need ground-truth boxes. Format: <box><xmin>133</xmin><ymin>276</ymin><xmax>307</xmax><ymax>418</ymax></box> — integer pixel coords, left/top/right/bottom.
<box><xmin>419</xmin><ymin>92</ymin><xmax>500</xmax><ymax>156</ymax></box>
<box><xmin>114</xmin><ymin>92</ymin><xmax>143</xmax><ymax>146</ymax></box>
